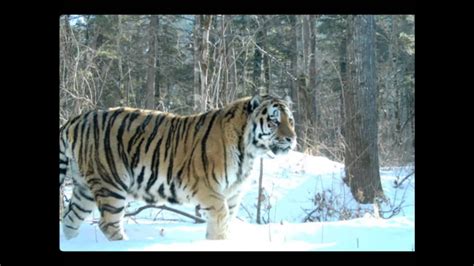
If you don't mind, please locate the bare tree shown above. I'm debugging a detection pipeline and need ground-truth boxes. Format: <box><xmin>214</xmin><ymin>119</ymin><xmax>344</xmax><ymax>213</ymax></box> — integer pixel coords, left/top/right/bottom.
<box><xmin>144</xmin><ymin>15</ymin><xmax>159</xmax><ymax>109</ymax></box>
<box><xmin>308</xmin><ymin>15</ymin><xmax>320</xmax><ymax>150</ymax></box>
<box><xmin>193</xmin><ymin>15</ymin><xmax>213</xmax><ymax>112</ymax></box>
<box><xmin>252</xmin><ymin>16</ymin><xmax>264</xmax><ymax>94</ymax></box>
<box><xmin>256</xmin><ymin>158</ymin><xmax>264</xmax><ymax>224</ymax></box>
<box><xmin>343</xmin><ymin>15</ymin><xmax>384</xmax><ymax>204</ymax></box>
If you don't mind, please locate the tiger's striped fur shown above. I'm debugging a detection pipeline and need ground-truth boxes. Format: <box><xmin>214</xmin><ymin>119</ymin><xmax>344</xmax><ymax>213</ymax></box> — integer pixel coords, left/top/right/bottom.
<box><xmin>59</xmin><ymin>95</ymin><xmax>296</xmax><ymax>241</ymax></box>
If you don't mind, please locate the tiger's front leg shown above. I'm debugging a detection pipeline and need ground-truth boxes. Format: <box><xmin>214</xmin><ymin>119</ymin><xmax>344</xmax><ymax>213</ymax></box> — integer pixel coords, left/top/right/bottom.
<box><xmin>199</xmin><ymin>198</ymin><xmax>230</xmax><ymax>240</ymax></box>
<box><xmin>227</xmin><ymin>191</ymin><xmax>244</xmax><ymax>224</ymax></box>
<box><xmin>206</xmin><ymin>202</ymin><xmax>230</xmax><ymax>240</ymax></box>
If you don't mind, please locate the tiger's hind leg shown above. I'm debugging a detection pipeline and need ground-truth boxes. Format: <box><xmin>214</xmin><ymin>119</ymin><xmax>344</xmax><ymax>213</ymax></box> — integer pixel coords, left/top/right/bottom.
<box><xmin>91</xmin><ymin>185</ymin><xmax>129</xmax><ymax>241</ymax></box>
<box><xmin>62</xmin><ymin>185</ymin><xmax>96</xmax><ymax>240</ymax></box>
<box><xmin>97</xmin><ymin>198</ymin><xmax>128</xmax><ymax>241</ymax></box>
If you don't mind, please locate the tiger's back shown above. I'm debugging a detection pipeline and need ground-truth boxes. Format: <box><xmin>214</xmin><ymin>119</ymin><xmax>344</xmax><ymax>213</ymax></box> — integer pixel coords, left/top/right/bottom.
<box><xmin>60</xmin><ymin>95</ymin><xmax>296</xmax><ymax>241</ymax></box>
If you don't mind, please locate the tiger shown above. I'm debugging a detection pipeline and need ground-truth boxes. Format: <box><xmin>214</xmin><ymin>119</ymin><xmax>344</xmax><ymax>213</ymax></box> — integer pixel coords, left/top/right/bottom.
<box><xmin>59</xmin><ymin>94</ymin><xmax>296</xmax><ymax>241</ymax></box>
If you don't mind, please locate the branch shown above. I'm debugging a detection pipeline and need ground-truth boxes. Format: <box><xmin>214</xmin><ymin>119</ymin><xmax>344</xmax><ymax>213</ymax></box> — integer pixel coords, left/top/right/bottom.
<box><xmin>239</xmin><ymin>203</ymin><xmax>253</xmax><ymax>221</ymax></box>
<box><xmin>394</xmin><ymin>171</ymin><xmax>414</xmax><ymax>188</ymax></box>
<box><xmin>125</xmin><ymin>205</ymin><xmax>206</xmax><ymax>224</ymax></box>
<box><xmin>302</xmin><ymin>208</ymin><xmax>319</xmax><ymax>222</ymax></box>
<box><xmin>323</xmin><ymin>55</ymin><xmax>345</xmax><ymax>93</ymax></box>
<box><xmin>379</xmin><ymin>203</ymin><xmax>403</xmax><ymax>219</ymax></box>
<box><xmin>251</xmin><ymin>40</ymin><xmax>297</xmax><ymax>81</ymax></box>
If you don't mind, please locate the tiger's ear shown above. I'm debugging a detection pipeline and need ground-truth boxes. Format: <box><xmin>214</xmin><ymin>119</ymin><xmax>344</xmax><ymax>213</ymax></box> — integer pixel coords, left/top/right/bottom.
<box><xmin>247</xmin><ymin>95</ymin><xmax>262</xmax><ymax>113</ymax></box>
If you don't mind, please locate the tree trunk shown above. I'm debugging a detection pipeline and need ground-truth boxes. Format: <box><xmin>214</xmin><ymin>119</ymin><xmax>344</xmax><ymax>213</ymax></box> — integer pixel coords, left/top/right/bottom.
<box><xmin>221</xmin><ymin>15</ymin><xmax>228</xmax><ymax>105</ymax></box>
<box><xmin>253</xmin><ymin>16</ymin><xmax>264</xmax><ymax>94</ymax></box>
<box><xmin>343</xmin><ymin>15</ymin><xmax>384</xmax><ymax>204</ymax></box>
<box><xmin>59</xmin><ymin>185</ymin><xmax>64</xmax><ymax>220</ymax></box>
<box><xmin>154</xmin><ymin>16</ymin><xmax>161</xmax><ymax>107</ymax></box>
<box><xmin>303</xmin><ymin>15</ymin><xmax>311</xmax><ymax>80</ymax></box>
<box><xmin>193</xmin><ymin>15</ymin><xmax>212</xmax><ymax>112</ymax></box>
<box><xmin>256</xmin><ymin>158</ymin><xmax>264</xmax><ymax>224</ymax></box>
<box><xmin>263</xmin><ymin>24</ymin><xmax>270</xmax><ymax>91</ymax></box>
<box><xmin>308</xmin><ymin>15</ymin><xmax>320</xmax><ymax>147</ymax></box>
<box><xmin>289</xmin><ymin>16</ymin><xmax>299</xmax><ymax>151</ymax></box>
<box><xmin>200</xmin><ymin>15</ymin><xmax>212</xmax><ymax>111</ymax></box>
<box><xmin>229</xmin><ymin>45</ymin><xmax>238</xmax><ymax>103</ymax></box>
<box><xmin>292</xmin><ymin>15</ymin><xmax>306</xmax><ymax>152</ymax></box>
<box><xmin>301</xmin><ymin>15</ymin><xmax>312</xmax><ymax>152</ymax></box>
<box><xmin>339</xmin><ymin>18</ymin><xmax>347</xmax><ymax>139</ymax></box>
<box><xmin>144</xmin><ymin>15</ymin><xmax>158</xmax><ymax>109</ymax></box>
<box><xmin>116</xmin><ymin>16</ymin><xmax>125</xmax><ymax>106</ymax></box>
<box><xmin>193</xmin><ymin>15</ymin><xmax>201</xmax><ymax>112</ymax></box>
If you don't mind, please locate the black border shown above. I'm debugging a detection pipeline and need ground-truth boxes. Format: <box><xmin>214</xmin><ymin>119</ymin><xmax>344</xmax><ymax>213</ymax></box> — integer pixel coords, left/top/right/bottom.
<box><xmin>59</xmin><ymin>0</ymin><xmax>416</xmax><ymax>14</ymax></box>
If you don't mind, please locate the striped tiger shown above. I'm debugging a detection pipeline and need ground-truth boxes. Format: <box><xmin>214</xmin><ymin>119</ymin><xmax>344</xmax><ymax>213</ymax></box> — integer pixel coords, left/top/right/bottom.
<box><xmin>59</xmin><ymin>94</ymin><xmax>296</xmax><ymax>241</ymax></box>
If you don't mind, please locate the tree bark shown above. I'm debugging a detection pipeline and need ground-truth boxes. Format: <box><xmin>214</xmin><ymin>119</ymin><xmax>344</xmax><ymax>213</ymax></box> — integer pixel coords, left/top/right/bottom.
<box><xmin>343</xmin><ymin>15</ymin><xmax>384</xmax><ymax>204</ymax></box>
<box><xmin>59</xmin><ymin>185</ymin><xmax>64</xmax><ymax>220</ymax></box>
<box><xmin>263</xmin><ymin>24</ymin><xmax>270</xmax><ymax>91</ymax></box>
<box><xmin>256</xmin><ymin>158</ymin><xmax>264</xmax><ymax>224</ymax></box>
<box><xmin>193</xmin><ymin>15</ymin><xmax>201</xmax><ymax>112</ymax></box>
<box><xmin>253</xmin><ymin>16</ymin><xmax>264</xmax><ymax>94</ymax></box>
<box><xmin>116</xmin><ymin>16</ymin><xmax>126</xmax><ymax>106</ymax></box>
<box><xmin>308</xmin><ymin>15</ymin><xmax>320</xmax><ymax>145</ymax></box>
<box><xmin>221</xmin><ymin>15</ymin><xmax>228</xmax><ymax>104</ymax></box>
<box><xmin>154</xmin><ymin>16</ymin><xmax>161</xmax><ymax>107</ymax></box>
<box><xmin>293</xmin><ymin>15</ymin><xmax>306</xmax><ymax>151</ymax></box>
<box><xmin>193</xmin><ymin>15</ymin><xmax>212</xmax><ymax>112</ymax></box>
<box><xmin>144</xmin><ymin>15</ymin><xmax>158</xmax><ymax>109</ymax></box>
<box><xmin>200</xmin><ymin>15</ymin><xmax>212</xmax><ymax>111</ymax></box>
<box><xmin>289</xmin><ymin>16</ymin><xmax>301</xmax><ymax>151</ymax></box>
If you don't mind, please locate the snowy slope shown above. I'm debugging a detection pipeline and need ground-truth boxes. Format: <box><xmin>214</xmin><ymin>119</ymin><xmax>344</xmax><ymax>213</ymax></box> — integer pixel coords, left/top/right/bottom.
<box><xmin>239</xmin><ymin>151</ymin><xmax>414</xmax><ymax>224</ymax></box>
<box><xmin>60</xmin><ymin>216</ymin><xmax>414</xmax><ymax>251</ymax></box>
<box><xmin>60</xmin><ymin>151</ymin><xmax>414</xmax><ymax>251</ymax></box>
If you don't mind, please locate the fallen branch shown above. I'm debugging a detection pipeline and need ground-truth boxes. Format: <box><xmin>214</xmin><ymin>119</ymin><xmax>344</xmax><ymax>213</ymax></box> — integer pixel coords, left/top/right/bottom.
<box><xmin>124</xmin><ymin>205</ymin><xmax>206</xmax><ymax>224</ymax></box>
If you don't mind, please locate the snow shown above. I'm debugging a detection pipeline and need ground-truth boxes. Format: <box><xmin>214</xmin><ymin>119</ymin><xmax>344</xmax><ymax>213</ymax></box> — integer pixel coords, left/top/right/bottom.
<box><xmin>60</xmin><ymin>151</ymin><xmax>414</xmax><ymax>251</ymax></box>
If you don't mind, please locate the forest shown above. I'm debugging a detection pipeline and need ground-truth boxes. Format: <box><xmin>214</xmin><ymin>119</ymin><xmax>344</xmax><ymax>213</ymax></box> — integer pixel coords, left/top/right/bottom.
<box><xmin>59</xmin><ymin>14</ymin><xmax>414</xmax><ymax>206</ymax></box>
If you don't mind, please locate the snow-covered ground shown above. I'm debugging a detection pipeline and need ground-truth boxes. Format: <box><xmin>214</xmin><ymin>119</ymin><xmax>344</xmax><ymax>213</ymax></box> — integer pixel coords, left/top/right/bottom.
<box><xmin>60</xmin><ymin>151</ymin><xmax>414</xmax><ymax>251</ymax></box>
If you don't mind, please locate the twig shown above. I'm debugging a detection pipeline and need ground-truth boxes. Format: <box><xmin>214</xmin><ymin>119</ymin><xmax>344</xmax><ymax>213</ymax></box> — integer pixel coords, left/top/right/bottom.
<box><xmin>125</xmin><ymin>205</ymin><xmax>206</xmax><ymax>224</ymax></box>
<box><xmin>239</xmin><ymin>203</ymin><xmax>253</xmax><ymax>221</ymax></box>
<box><xmin>394</xmin><ymin>171</ymin><xmax>414</xmax><ymax>188</ymax></box>
<box><xmin>251</xmin><ymin>40</ymin><xmax>297</xmax><ymax>81</ymax></box>
<box><xmin>303</xmin><ymin>208</ymin><xmax>319</xmax><ymax>222</ymax></box>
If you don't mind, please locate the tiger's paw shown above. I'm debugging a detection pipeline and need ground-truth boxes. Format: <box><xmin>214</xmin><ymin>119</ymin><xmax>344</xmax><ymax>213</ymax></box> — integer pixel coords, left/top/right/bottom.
<box><xmin>206</xmin><ymin>231</ymin><xmax>229</xmax><ymax>240</ymax></box>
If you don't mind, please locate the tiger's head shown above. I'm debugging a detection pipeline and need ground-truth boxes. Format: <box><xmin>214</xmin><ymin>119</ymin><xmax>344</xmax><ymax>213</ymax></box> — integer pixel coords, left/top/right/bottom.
<box><xmin>246</xmin><ymin>94</ymin><xmax>297</xmax><ymax>158</ymax></box>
